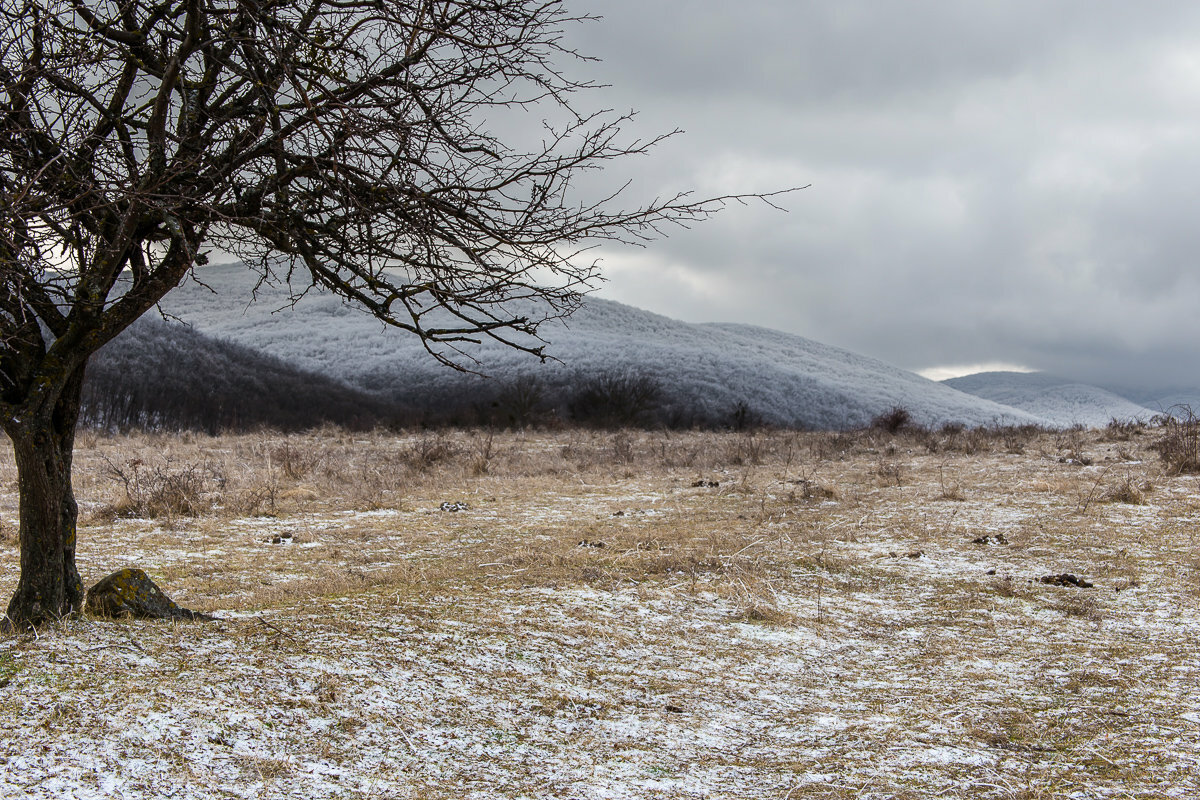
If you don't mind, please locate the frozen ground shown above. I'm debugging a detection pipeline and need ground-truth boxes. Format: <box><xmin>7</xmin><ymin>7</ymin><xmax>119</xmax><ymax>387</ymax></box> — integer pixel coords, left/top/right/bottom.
<box><xmin>2</xmin><ymin>427</ymin><xmax>1200</xmax><ymax>798</ymax></box>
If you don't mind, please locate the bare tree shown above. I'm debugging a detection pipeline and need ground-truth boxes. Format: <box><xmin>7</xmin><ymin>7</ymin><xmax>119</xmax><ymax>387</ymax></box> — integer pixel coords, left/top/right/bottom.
<box><xmin>0</xmin><ymin>0</ymin><xmax>784</xmax><ymax>626</ymax></box>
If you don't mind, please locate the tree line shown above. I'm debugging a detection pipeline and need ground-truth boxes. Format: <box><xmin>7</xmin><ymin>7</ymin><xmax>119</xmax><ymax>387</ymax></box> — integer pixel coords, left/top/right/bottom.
<box><xmin>81</xmin><ymin>319</ymin><xmax>764</xmax><ymax>433</ymax></box>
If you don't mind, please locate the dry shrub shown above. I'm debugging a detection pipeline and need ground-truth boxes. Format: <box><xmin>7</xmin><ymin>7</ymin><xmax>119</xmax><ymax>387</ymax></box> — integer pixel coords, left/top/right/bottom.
<box><xmin>939</xmin><ymin>484</ymin><xmax>966</xmax><ymax>501</ymax></box>
<box><xmin>875</xmin><ymin>459</ymin><xmax>904</xmax><ymax>486</ymax></box>
<box><xmin>793</xmin><ymin>478</ymin><xmax>838</xmax><ymax>502</ymax></box>
<box><xmin>1153</xmin><ymin>408</ymin><xmax>1200</xmax><ymax>475</ymax></box>
<box><xmin>99</xmin><ymin>458</ymin><xmax>215</xmax><ymax>519</ymax></box>
<box><xmin>922</xmin><ymin>422</ymin><xmax>983</xmax><ymax>455</ymax></box>
<box><xmin>349</xmin><ymin>466</ymin><xmax>394</xmax><ymax>510</ymax></box>
<box><xmin>1053</xmin><ymin>426</ymin><xmax>1094</xmax><ymax>465</ymax></box>
<box><xmin>1101</xmin><ymin>476</ymin><xmax>1151</xmax><ymax>505</ymax></box>
<box><xmin>401</xmin><ymin>433</ymin><xmax>461</xmax><ymax>471</ymax></box>
<box><xmin>958</xmin><ymin>428</ymin><xmax>995</xmax><ymax>455</ymax></box>
<box><xmin>726</xmin><ymin>433</ymin><xmax>766</xmax><ymax>466</ymax></box>
<box><xmin>236</xmin><ymin>484</ymin><xmax>280</xmax><ymax>517</ymax></box>
<box><xmin>937</xmin><ymin>466</ymin><xmax>965</xmax><ymax>501</ymax></box>
<box><xmin>871</xmin><ymin>406</ymin><xmax>912</xmax><ymax>434</ymax></box>
<box><xmin>567</xmin><ymin>370</ymin><xmax>663</xmax><ymax>428</ymax></box>
<box><xmin>1103</xmin><ymin>418</ymin><xmax>1145</xmax><ymax>442</ymax></box>
<box><xmin>469</xmin><ymin>431</ymin><xmax>496</xmax><ymax>475</ymax></box>
<box><xmin>271</xmin><ymin>440</ymin><xmax>321</xmax><ymax>480</ymax></box>
<box><xmin>1000</xmin><ymin>425</ymin><xmax>1038</xmax><ymax>455</ymax></box>
<box><xmin>609</xmin><ymin>432</ymin><xmax>636</xmax><ymax>464</ymax></box>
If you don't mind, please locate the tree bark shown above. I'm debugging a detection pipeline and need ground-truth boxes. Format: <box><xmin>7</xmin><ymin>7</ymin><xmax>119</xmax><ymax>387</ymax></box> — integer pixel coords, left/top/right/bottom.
<box><xmin>4</xmin><ymin>367</ymin><xmax>85</xmax><ymax>627</ymax></box>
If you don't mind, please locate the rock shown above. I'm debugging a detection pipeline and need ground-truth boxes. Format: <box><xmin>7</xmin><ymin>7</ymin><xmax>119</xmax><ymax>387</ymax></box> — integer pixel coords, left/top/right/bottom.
<box><xmin>1039</xmin><ymin>573</ymin><xmax>1094</xmax><ymax>588</ymax></box>
<box><xmin>85</xmin><ymin>568</ymin><xmax>215</xmax><ymax>621</ymax></box>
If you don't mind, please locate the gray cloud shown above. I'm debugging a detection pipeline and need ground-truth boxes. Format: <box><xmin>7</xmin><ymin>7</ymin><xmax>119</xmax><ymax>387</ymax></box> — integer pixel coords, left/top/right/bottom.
<box><xmin>557</xmin><ymin>0</ymin><xmax>1200</xmax><ymax>390</ymax></box>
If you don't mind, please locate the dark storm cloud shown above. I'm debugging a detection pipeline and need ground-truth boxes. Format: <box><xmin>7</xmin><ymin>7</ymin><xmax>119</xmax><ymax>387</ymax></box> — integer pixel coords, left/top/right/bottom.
<box><xmin>561</xmin><ymin>1</ymin><xmax>1200</xmax><ymax>389</ymax></box>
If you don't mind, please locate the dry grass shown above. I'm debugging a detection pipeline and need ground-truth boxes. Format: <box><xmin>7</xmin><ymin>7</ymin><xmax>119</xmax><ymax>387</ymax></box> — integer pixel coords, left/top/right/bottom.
<box><xmin>1</xmin><ymin>425</ymin><xmax>1200</xmax><ymax>798</ymax></box>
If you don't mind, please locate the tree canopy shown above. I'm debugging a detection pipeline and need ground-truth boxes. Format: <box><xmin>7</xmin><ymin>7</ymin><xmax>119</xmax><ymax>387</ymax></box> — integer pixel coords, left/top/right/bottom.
<box><xmin>0</xmin><ymin>0</ymin><xmax>781</xmax><ymax>626</ymax></box>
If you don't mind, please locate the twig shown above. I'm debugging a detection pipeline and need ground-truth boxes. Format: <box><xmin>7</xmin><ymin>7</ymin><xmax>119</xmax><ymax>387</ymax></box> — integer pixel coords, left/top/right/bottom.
<box><xmin>730</xmin><ymin>538</ymin><xmax>765</xmax><ymax>558</ymax></box>
<box><xmin>1076</xmin><ymin>465</ymin><xmax>1111</xmax><ymax>514</ymax></box>
<box><xmin>255</xmin><ymin>616</ymin><xmax>296</xmax><ymax>641</ymax></box>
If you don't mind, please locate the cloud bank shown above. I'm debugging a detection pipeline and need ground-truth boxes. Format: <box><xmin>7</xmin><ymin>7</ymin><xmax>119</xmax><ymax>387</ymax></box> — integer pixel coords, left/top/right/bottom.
<box><xmin>561</xmin><ymin>1</ymin><xmax>1200</xmax><ymax>390</ymax></box>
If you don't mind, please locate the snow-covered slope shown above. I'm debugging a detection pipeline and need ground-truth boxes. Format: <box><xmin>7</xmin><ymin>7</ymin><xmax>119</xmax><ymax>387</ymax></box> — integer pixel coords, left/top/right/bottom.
<box><xmin>156</xmin><ymin>263</ymin><xmax>1049</xmax><ymax>430</ymax></box>
<box><xmin>1143</xmin><ymin>393</ymin><xmax>1200</xmax><ymax>417</ymax></box>
<box><xmin>1104</xmin><ymin>388</ymin><xmax>1200</xmax><ymax>418</ymax></box>
<box><xmin>943</xmin><ymin>372</ymin><xmax>1158</xmax><ymax>428</ymax></box>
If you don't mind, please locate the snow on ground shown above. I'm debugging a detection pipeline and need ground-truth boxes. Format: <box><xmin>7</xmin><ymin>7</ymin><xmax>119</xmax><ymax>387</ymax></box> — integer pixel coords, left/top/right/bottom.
<box><xmin>2</xmin><ymin>428</ymin><xmax>1200</xmax><ymax>798</ymax></box>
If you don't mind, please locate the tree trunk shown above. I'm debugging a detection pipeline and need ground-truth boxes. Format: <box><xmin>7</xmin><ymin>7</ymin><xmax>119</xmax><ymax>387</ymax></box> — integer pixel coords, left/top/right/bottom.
<box><xmin>4</xmin><ymin>368</ymin><xmax>85</xmax><ymax>627</ymax></box>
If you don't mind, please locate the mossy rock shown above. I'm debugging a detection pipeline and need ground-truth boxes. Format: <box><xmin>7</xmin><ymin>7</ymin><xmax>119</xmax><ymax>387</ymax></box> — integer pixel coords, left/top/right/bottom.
<box><xmin>85</xmin><ymin>568</ymin><xmax>214</xmax><ymax>622</ymax></box>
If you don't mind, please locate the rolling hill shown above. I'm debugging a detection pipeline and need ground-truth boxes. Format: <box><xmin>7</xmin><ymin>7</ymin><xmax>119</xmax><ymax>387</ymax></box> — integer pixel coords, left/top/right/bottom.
<box><xmin>942</xmin><ymin>371</ymin><xmax>1159</xmax><ymax>428</ymax></box>
<box><xmin>85</xmin><ymin>316</ymin><xmax>408</xmax><ymax>432</ymax></box>
<box><xmin>131</xmin><ymin>262</ymin><xmax>1051</xmax><ymax>430</ymax></box>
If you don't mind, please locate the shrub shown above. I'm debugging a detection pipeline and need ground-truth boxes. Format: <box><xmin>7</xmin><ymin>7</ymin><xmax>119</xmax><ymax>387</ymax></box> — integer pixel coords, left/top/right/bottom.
<box><xmin>401</xmin><ymin>434</ymin><xmax>462</xmax><ymax>471</ymax></box>
<box><xmin>1101</xmin><ymin>476</ymin><xmax>1150</xmax><ymax>505</ymax></box>
<box><xmin>489</xmin><ymin>376</ymin><xmax>550</xmax><ymax>429</ymax></box>
<box><xmin>1153</xmin><ymin>406</ymin><xmax>1200</xmax><ymax>475</ymax></box>
<box><xmin>100</xmin><ymin>458</ymin><xmax>215</xmax><ymax>519</ymax></box>
<box><xmin>727</xmin><ymin>400</ymin><xmax>763</xmax><ymax>432</ymax></box>
<box><xmin>568</xmin><ymin>370</ymin><xmax>664</xmax><ymax>428</ymax></box>
<box><xmin>870</xmin><ymin>406</ymin><xmax>912</xmax><ymax>434</ymax></box>
<box><xmin>1103</xmin><ymin>417</ymin><xmax>1145</xmax><ymax>442</ymax></box>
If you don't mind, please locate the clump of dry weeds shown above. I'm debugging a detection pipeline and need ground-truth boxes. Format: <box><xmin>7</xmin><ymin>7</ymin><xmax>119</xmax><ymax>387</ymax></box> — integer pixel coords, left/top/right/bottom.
<box><xmin>95</xmin><ymin>457</ymin><xmax>217</xmax><ymax>520</ymax></box>
<box><xmin>1101</xmin><ymin>475</ymin><xmax>1153</xmax><ymax>505</ymax></box>
<box><xmin>1153</xmin><ymin>408</ymin><xmax>1200</xmax><ymax>475</ymax></box>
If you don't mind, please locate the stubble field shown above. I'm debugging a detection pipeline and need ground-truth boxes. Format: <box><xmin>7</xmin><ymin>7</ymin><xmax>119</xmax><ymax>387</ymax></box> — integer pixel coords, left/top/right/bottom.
<box><xmin>2</xmin><ymin>423</ymin><xmax>1200</xmax><ymax>799</ymax></box>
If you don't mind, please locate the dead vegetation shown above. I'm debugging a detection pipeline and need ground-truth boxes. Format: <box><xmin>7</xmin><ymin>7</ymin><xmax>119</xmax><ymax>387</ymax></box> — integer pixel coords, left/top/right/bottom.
<box><xmin>2</xmin><ymin>423</ymin><xmax>1200</xmax><ymax>798</ymax></box>
<box><xmin>1153</xmin><ymin>406</ymin><xmax>1200</xmax><ymax>474</ymax></box>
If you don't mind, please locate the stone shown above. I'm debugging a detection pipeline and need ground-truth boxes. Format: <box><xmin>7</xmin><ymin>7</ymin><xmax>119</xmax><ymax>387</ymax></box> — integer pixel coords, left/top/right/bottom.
<box><xmin>1039</xmin><ymin>573</ymin><xmax>1094</xmax><ymax>589</ymax></box>
<box><xmin>85</xmin><ymin>568</ymin><xmax>215</xmax><ymax>621</ymax></box>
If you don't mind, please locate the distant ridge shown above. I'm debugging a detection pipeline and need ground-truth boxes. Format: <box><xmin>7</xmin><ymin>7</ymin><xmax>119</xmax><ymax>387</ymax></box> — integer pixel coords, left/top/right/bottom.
<box><xmin>1104</xmin><ymin>387</ymin><xmax>1200</xmax><ymax>418</ymax></box>
<box><xmin>943</xmin><ymin>371</ymin><xmax>1158</xmax><ymax>428</ymax></box>
<box><xmin>140</xmin><ymin>263</ymin><xmax>1052</xmax><ymax>430</ymax></box>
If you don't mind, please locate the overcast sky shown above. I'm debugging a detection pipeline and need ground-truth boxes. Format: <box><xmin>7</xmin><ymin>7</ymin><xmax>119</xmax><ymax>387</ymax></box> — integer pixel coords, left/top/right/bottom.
<box><xmin>555</xmin><ymin>1</ymin><xmax>1200</xmax><ymax>391</ymax></box>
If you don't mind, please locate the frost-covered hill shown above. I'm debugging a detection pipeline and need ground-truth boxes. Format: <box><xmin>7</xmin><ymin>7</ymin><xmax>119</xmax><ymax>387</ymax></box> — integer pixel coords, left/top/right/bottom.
<box><xmin>86</xmin><ymin>316</ymin><xmax>405</xmax><ymax>432</ymax></box>
<box><xmin>1105</xmin><ymin>388</ymin><xmax>1200</xmax><ymax>418</ymax></box>
<box><xmin>943</xmin><ymin>371</ymin><xmax>1158</xmax><ymax>428</ymax></box>
<box><xmin>149</xmin><ymin>263</ymin><xmax>1048</xmax><ymax>430</ymax></box>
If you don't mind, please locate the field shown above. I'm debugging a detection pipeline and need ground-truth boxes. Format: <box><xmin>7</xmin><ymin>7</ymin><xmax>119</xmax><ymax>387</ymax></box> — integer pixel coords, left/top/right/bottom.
<box><xmin>2</xmin><ymin>423</ymin><xmax>1200</xmax><ymax>798</ymax></box>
